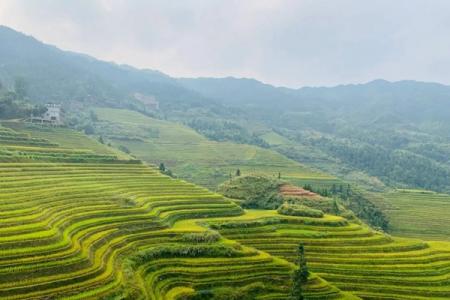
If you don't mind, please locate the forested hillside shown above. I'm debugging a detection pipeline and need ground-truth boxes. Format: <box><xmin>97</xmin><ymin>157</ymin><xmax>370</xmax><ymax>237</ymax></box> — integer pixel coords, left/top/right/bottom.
<box><xmin>3</xmin><ymin>25</ymin><xmax>450</xmax><ymax>193</ymax></box>
<box><xmin>179</xmin><ymin>78</ymin><xmax>450</xmax><ymax>192</ymax></box>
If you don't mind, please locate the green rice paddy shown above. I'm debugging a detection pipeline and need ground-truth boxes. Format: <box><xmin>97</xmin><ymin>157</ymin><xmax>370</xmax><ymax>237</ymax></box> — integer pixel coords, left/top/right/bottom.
<box><xmin>1</xmin><ymin>122</ymin><xmax>450</xmax><ymax>299</ymax></box>
<box><xmin>93</xmin><ymin>108</ymin><xmax>336</xmax><ymax>189</ymax></box>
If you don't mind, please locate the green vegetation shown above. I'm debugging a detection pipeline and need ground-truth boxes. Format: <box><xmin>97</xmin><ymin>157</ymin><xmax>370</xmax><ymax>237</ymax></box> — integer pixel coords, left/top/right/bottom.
<box><xmin>0</xmin><ymin>78</ymin><xmax>45</xmax><ymax>119</ymax></box>
<box><xmin>369</xmin><ymin>189</ymin><xmax>450</xmax><ymax>241</ymax></box>
<box><xmin>0</xmin><ymin>124</ymin><xmax>351</xmax><ymax>299</ymax></box>
<box><xmin>303</xmin><ymin>183</ymin><xmax>389</xmax><ymax>231</ymax></box>
<box><xmin>278</xmin><ymin>203</ymin><xmax>324</xmax><ymax>218</ymax></box>
<box><xmin>91</xmin><ymin>108</ymin><xmax>334</xmax><ymax>189</ymax></box>
<box><xmin>0</xmin><ymin>126</ymin><xmax>276</xmax><ymax>299</ymax></box>
<box><xmin>2</xmin><ymin>25</ymin><xmax>450</xmax><ymax>299</ymax></box>
<box><xmin>180</xmin><ymin>77</ymin><xmax>450</xmax><ymax>193</ymax></box>
<box><xmin>1</xmin><ymin>123</ymin><xmax>449</xmax><ymax>299</ymax></box>
<box><xmin>291</xmin><ymin>243</ymin><xmax>309</xmax><ymax>300</ymax></box>
<box><xmin>218</xmin><ymin>176</ymin><xmax>284</xmax><ymax>209</ymax></box>
<box><xmin>210</xmin><ymin>210</ymin><xmax>450</xmax><ymax>300</ymax></box>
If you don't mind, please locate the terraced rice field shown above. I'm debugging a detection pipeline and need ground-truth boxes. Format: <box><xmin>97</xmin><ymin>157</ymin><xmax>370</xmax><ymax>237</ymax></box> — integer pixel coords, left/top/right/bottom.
<box><xmin>369</xmin><ymin>189</ymin><xmax>450</xmax><ymax>241</ymax></box>
<box><xmin>210</xmin><ymin>210</ymin><xmax>450</xmax><ymax>300</ymax></box>
<box><xmin>2</xmin><ymin>123</ymin><xmax>449</xmax><ymax>299</ymax></box>
<box><xmin>93</xmin><ymin>108</ymin><xmax>335</xmax><ymax>189</ymax></box>
<box><xmin>0</xmin><ymin>124</ymin><xmax>348</xmax><ymax>299</ymax></box>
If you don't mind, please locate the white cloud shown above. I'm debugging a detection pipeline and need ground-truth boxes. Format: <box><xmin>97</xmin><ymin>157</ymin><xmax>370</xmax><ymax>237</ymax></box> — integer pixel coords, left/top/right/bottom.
<box><xmin>1</xmin><ymin>0</ymin><xmax>450</xmax><ymax>87</ymax></box>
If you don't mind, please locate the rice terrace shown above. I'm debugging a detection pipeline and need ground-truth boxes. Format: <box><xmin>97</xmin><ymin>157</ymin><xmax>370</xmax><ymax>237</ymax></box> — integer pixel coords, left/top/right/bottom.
<box><xmin>1</xmin><ymin>1</ymin><xmax>450</xmax><ymax>300</ymax></box>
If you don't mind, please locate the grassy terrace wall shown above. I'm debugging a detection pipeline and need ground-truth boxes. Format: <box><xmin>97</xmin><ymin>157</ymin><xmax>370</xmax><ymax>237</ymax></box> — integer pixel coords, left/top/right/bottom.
<box><xmin>93</xmin><ymin>108</ymin><xmax>337</xmax><ymax>190</ymax></box>
<box><xmin>0</xmin><ymin>161</ymin><xmax>317</xmax><ymax>299</ymax></box>
<box><xmin>4</xmin><ymin>123</ymin><xmax>450</xmax><ymax>299</ymax></box>
<box><xmin>369</xmin><ymin>189</ymin><xmax>450</xmax><ymax>241</ymax></box>
<box><xmin>0</xmin><ymin>124</ymin><xmax>348</xmax><ymax>299</ymax></box>
<box><xmin>208</xmin><ymin>210</ymin><xmax>450</xmax><ymax>300</ymax></box>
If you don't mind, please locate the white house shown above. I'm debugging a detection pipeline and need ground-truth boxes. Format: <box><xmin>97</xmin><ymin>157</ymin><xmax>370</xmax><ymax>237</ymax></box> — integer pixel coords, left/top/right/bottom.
<box><xmin>30</xmin><ymin>104</ymin><xmax>63</xmax><ymax>125</ymax></box>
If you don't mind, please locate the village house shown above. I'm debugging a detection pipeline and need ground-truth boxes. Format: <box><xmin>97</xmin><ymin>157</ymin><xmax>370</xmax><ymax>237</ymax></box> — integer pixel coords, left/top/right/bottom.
<box><xmin>29</xmin><ymin>103</ymin><xmax>63</xmax><ymax>125</ymax></box>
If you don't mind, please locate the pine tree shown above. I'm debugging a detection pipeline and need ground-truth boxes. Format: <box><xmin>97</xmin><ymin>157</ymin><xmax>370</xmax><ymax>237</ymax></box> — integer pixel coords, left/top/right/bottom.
<box><xmin>159</xmin><ymin>163</ymin><xmax>166</xmax><ymax>172</ymax></box>
<box><xmin>346</xmin><ymin>184</ymin><xmax>351</xmax><ymax>197</ymax></box>
<box><xmin>333</xmin><ymin>198</ymin><xmax>340</xmax><ymax>214</ymax></box>
<box><xmin>291</xmin><ymin>243</ymin><xmax>309</xmax><ymax>300</ymax></box>
<box><xmin>331</xmin><ymin>183</ymin><xmax>337</xmax><ymax>194</ymax></box>
<box><xmin>236</xmin><ymin>169</ymin><xmax>241</xmax><ymax>176</ymax></box>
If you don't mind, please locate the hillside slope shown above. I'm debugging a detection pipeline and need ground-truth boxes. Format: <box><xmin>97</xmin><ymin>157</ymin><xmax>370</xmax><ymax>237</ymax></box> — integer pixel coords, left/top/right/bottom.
<box><xmin>368</xmin><ymin>189</ymin><xmax>450</xmax><ymax>241</ymax></box>
<box><xmin>0</xmin><ymin>123</ymin><xmax>351</xmax><ymax>299</ymax></box>
<box><xmin>0</xmin><ymin>25</ymin><xmax>222</xmax><ymax>115</ymax></box>
<box><xmin>92</xmin><ymin>108</ymin><xmax>336</xmax><ymax>189</ymax></box>
<box><xmin>1</xmin><ymin>123</ymin><xmax>450</xmax><ymax>299</ymax></box>
<box><xmin>179</xmin><ymin>77</ymin><xmax>450</xmax><ymax>193</ymax></box>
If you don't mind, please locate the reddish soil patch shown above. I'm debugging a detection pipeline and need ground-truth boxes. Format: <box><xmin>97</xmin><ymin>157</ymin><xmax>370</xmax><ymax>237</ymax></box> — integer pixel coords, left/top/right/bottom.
<box><xmin>280</xmin><ymin>184</ymin><xmax>318</xmax><ymax>198</ymax></box>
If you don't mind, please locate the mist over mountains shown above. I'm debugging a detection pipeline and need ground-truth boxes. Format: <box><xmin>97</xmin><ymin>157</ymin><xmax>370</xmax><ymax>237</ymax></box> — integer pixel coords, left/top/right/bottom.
<box><xmin>1</xmin><ymin>25</ymin><xmax>450</xmax><ymax>192</ymax></box>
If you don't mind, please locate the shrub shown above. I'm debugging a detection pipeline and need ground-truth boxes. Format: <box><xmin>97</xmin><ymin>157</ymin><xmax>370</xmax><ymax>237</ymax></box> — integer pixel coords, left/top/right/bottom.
<box><xmin>127</xmin><ymin>244</ymin><xmax>244</xmax><ymax>269</ymax></box>
<box><xmin>118</xmin><ymin>145</ymin><xmax>131</xmax><ymax>154</ymax></box>
<box><xmin>181</xmin><ymin>231</ymin><xmax>221</xmax><ymax>243</ymax></box>
<box><xmin>277</xmin><ymin>203</ymin><xmax>324</xmax><ymax>218</ymax></box>
<box><xmin>218</xmin><ymin>176</ymin><xmax>284</xmax><ymax>209</ymax></box>
<box><xmin>187</xmin><ymin>282</ymin><xmax>266</xmax><ymax>300</ymax></box>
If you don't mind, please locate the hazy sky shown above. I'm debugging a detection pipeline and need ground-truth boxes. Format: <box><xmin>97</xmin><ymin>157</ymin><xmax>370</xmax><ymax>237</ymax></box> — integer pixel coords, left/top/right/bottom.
<box><xmin>1</xmin><ymin>0</ymin><xmax>450</xmax><ymax>88</ymax></box>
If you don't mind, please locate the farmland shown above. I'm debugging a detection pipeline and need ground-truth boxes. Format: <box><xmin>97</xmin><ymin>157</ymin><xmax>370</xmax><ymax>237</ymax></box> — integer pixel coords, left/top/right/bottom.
<box><xmin>0</xmin><ymin>123</ymin><xmax>450</xmax><ymax>299</ymax></box>
<box><xmin>369</xmin><ymin>190</ymin><xmax>450</xmax><ymax>241</ymax></box>
<box><xmin>92</xmin><ymin>108</ymin><xmax>337</xmax><ymax>189</ymax></box>
<box><xmin>0</xmin><ymin>124</ymin><xmax>345</xmax><ymax>299</ymax></box>
<box><xmin>210</xmin><ymin>210</ymin><xmax>450</xmax><ymax>299</ymax></box>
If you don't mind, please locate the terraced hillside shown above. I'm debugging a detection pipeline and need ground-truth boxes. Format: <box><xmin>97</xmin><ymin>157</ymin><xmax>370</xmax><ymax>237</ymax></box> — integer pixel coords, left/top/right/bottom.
<box><xmin>208</xmin><ymin>210</ymin><xmax>450</xmax><ymax>300</ymax></box>
<box><xmin>369</xmin><ymin>189</ymin><xmax>450</xmax><ymax>241</ymax></box>
<box><xmin>92</xmin><ymin>108</ymin><xmax>337</xmax><ymax>189</ymax></box>
<box><xmin>3</xmin><ymin>122</ymin><xmax>450</xmax><ymax>299</ymax></box>
<box><xmin>0</xmin><ymin>123</ymin><xmax>124</xmax><ymax>163</ymax></box>
<box><xmin>0</xmin><ymin>124</ymin><xmax>350</xmax><ymax>299</ymax></box>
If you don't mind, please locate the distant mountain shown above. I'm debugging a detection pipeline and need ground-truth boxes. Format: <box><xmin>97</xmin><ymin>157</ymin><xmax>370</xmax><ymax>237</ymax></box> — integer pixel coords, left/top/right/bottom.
<box><xmin>179</xmin><ymin>77</ymin><xmax>450</xmax><ymax>192</ymax></box>
<box><xmin>179</xmin><ymin>77</ymin><xmax>450</xmax><ymax>128</ymax></box>
<box><xmin>2</xmin><ymin>25</ymin><xmax>450</xmax><ymax>192</ymax></box>
<box><xmin>178</xmin><ymin>77</ymin><xmax>298</xmax><ymax>108</ymax></box>
<box><xmin>0</xmin><ymin>25</ymin><xmax>217</xmax><ymax>113</ymax></box>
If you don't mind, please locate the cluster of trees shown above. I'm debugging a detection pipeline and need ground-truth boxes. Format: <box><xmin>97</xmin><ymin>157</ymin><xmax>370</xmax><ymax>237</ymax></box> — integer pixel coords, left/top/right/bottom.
<box><xmin>187</xmin><ymin>118</ymin><xmax>269</xmax><ymax>148</ymax></box>
<box><xmin>159</xmin><ymin>162</ymin><xmax>175</xmax><ymax>177</ymax></box>
<box><xmin>309</xmin><ymin>136</ymin><xmax>450</xmax><ymax>193</ymax></box>
<box><xmin>0</xmin><ymin>78</ymin><xmax>46</xmax><ymax>119</ymax></box>
<box><xmin>303</xmin><ymin>183</ymin><xmax>389</xmax><ymax>231</ymax></box>
<box><xmin>218</xmin><ymin>176</ymin><xmax>284</xmax><ymax>209</ymax></box>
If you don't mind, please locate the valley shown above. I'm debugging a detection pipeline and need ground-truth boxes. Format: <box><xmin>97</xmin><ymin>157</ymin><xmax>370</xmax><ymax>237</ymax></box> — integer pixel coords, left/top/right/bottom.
<box><xmin>0</xmin><ymin>22</ymin><xmax>450</xmax><ymax>300</ymax></box>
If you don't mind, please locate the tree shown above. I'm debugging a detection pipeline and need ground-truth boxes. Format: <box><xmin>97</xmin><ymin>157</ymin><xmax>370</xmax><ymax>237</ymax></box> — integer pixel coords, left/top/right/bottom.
<box><xmin>98</xmin><ymin>136</ymin><xmax>105</xmax><ymax>144</ymax></box>
<box><xmin>291</xmin><ymin>243</ymin><xmax>309</xmax><ymax>300</ymax></box>
<box><xmin>278</xmin><ymin>172</ymin><xmax>281</xmax><ymax>179</ymax></box>
<box><xmin>84</xmin><ymin>124</ymin><xmax>95</xmax><ymax>135</ymax></box>
<box><xmin>159</xmin><ymin>163</ymin><xmax>166</xmax><ymax>172</ymax></box>
<box><xmin>333</xmin><ymin>199</ymin><xmax>340</xmax><ymax>214</ymax></box>
<box><xmin>236</xmin><ymin>169</ymin><xmax>241</xmax><ymax>176</ymax></box>
<box><xmin>331</xmin><ymin>184</ymin><xmax>337</xmax><ymax>194</ymax></box>
<box><xmin>118</xmin><ymin>145</ymin><xmax>130</xmax><ymax>154</ymax></box>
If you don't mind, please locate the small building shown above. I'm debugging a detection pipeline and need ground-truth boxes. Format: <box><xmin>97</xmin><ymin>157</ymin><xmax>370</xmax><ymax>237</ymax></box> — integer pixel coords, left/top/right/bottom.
<box><xmin>29</xmin><ymin>104</ymin><xmax>63</xmax><ymax>125</ymax></box>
